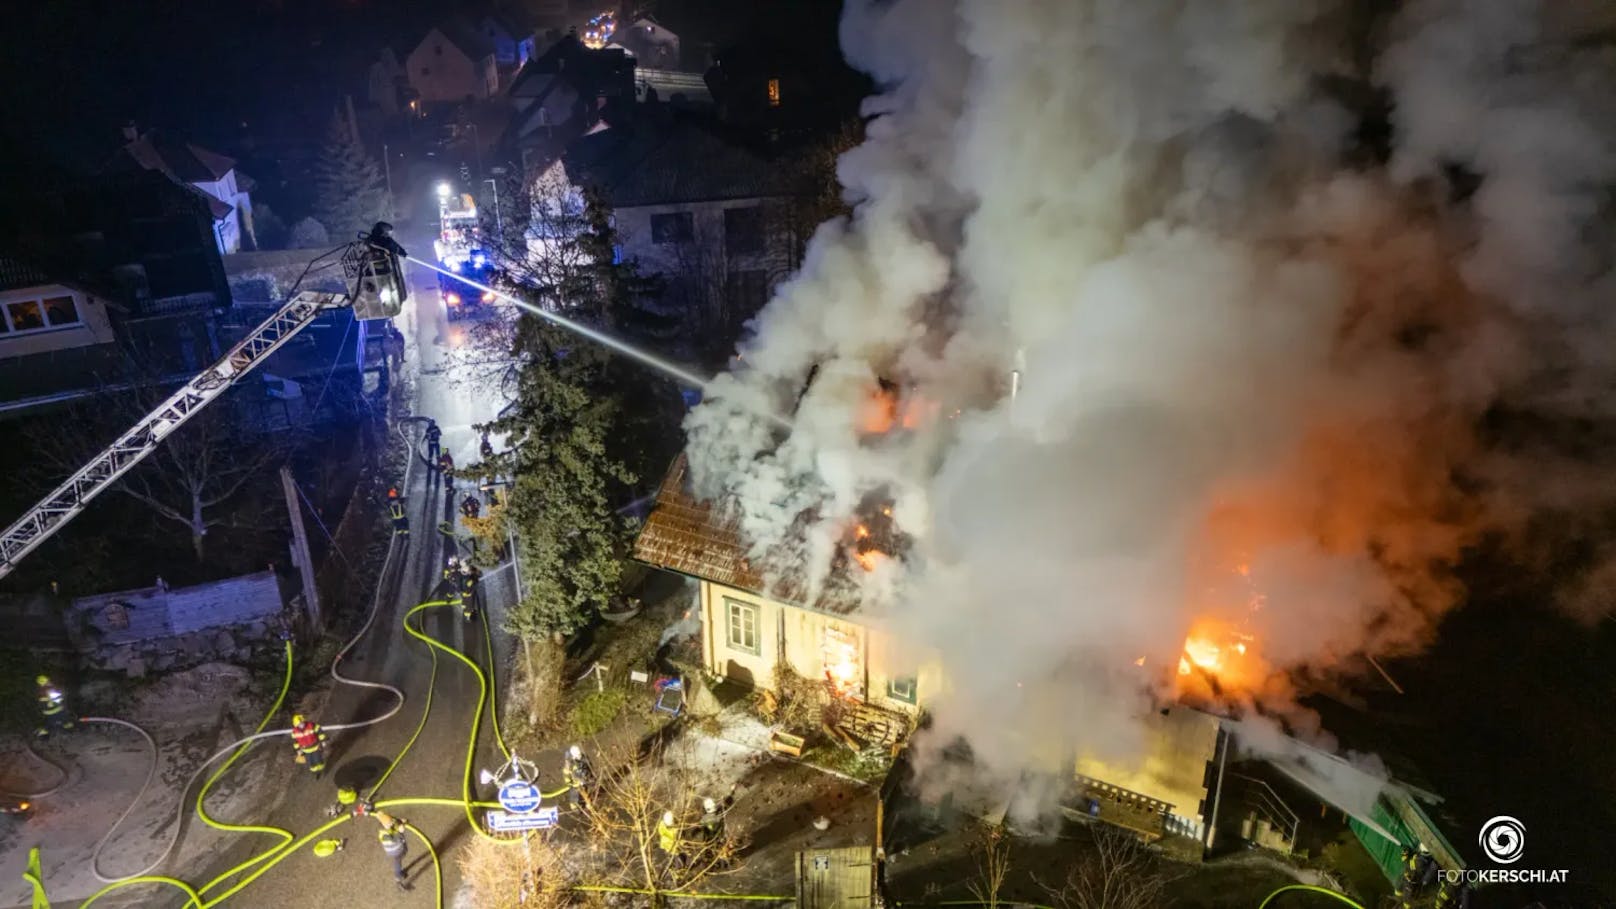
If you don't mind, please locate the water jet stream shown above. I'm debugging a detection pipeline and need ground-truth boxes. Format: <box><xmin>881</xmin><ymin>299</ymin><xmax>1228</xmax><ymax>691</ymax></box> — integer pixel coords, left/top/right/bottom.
<box><xmin>409</xmin><ymin>256</ymin><xmax>791</xmax><ymax>429</ymax></box>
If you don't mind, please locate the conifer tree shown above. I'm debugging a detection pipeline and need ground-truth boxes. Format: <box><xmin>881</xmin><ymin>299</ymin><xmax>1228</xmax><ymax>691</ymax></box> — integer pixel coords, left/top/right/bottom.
<box><xmin>314</xmin><ymin>113</ymin><xmax>390</xmax><ymax>241</ymax></box>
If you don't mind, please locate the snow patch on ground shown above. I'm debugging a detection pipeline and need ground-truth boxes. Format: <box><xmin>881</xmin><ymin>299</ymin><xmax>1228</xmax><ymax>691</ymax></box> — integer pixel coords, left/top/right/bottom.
<box><xmin>0</xmin><ymin>662</ymin><xmax>286</xmax><ymax>906</ymax></box>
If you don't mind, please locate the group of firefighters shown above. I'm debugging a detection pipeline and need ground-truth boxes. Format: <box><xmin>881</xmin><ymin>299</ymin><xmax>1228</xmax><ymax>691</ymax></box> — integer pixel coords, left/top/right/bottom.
<box><xmin>389</xmin><ymin>421</ymin><xmax>498</xmax><ymax>544</ymax></box>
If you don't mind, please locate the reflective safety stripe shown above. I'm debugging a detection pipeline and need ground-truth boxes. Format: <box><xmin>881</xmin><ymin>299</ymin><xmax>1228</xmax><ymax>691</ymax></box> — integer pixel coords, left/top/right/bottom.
<box><xmin>379</xmin><ymin>832</ymin><xmax>405</xmax><ymax>855</ymax></box>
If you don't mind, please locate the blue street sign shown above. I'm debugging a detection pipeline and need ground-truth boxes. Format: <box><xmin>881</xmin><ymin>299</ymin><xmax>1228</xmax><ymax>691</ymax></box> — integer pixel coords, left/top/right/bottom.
<box><xmin>497</xmin><ymin>780</ymin><xmax>543</xmax><ymax>813</ymax></box>
<box><xmin>486</xmin><ymin>807</ymin><xmax>559</xmax><ymax>832</ymax></box>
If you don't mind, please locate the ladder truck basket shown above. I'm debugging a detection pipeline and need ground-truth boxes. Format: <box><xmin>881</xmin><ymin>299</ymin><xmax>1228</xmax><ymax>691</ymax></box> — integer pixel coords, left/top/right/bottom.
<box><xmin>344</xmin><ymin>242</ymin><xmax>407</xmax><ymax>321</ymax></box>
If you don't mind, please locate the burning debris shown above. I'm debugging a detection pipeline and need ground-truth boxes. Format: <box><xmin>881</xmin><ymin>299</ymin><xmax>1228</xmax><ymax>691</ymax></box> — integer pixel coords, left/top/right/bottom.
<box><xmin>684</xmin><ymin>0</ymin><xmax>1616</xmax><ymax>779</ymax></box>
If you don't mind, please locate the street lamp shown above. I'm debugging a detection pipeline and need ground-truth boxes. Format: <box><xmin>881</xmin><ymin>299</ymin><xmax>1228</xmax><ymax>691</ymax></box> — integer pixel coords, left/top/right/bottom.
<box><xmin>436</xmin><ymin>182</ymin><xmax>452</xmax><ymax>201</ymax></box>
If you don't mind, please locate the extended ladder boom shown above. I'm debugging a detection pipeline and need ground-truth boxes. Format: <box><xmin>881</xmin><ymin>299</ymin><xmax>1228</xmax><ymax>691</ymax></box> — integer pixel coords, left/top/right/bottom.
<box><xmin>0</xmin><ymin>290</ymin><xmax>349</xmax><ymax>579</ymax></box>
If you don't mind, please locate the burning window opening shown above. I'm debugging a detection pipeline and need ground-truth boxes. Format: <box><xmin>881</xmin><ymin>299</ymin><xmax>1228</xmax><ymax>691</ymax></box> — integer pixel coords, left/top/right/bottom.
<box><xmin>823</xmin><ymin>624</ymin><xmax>863</xmax><ymax>699</ymax></box>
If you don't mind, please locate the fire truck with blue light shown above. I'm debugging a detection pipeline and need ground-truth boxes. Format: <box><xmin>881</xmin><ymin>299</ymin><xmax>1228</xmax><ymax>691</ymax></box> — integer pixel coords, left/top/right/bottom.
<box><xmin>434</xmin><ymin>184</ymin><xmax>495</xmax><ymax>321</ymax></box>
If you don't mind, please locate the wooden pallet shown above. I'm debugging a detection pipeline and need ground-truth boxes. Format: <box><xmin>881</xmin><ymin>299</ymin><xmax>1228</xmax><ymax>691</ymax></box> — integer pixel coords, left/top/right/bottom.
<box><xmin>836</xmin><ymin>703</ymin><xmax>904</xmax><ymax>751</ymax></box>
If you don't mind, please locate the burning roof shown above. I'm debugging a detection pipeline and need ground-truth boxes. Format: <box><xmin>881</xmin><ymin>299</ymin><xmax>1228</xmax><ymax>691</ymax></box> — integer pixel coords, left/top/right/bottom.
<box><xmin>632</xmin><ymin>454</ymin><xmax>868</xmax><ymax>615</ymax></box>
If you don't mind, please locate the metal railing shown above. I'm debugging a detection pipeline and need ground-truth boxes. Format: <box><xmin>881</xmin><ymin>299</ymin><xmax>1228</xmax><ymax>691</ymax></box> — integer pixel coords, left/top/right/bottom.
<box><xmin>1231</xmin><ymin>774</ymin><xmax>1299</xmax><ymax>854</ymax></box>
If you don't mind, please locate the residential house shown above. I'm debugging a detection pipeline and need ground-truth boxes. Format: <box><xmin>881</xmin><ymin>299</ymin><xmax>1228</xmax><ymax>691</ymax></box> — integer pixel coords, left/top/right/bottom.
<box><xmin>618</xmin><ymin>16</ymin><xmax>680</xmax><ymax>70</ymax></box>
<box><xmin>504</xmin><ymin>34</ymin><xmax>636</xmax><ymax>169</ymax></box>
<box><xmin>634</xmin><ymin>454</ymin><xmax>1225</xmax><ymax>844</ymax></box>
<box><xmin>112</xmin><ymin>127</ymin><xmax>256</xmax><ymax>254</ymax></box>
<box><xmin>478</xmin><ymin>13</ymin><xmax>538</xmax><ymax>68</ymax></box>
<box><xmin>0</xmin><ymin>164</ymin><xmax>232</xmax><ymax>418</ymax></box>
<box><xmin>559</xmin><ymin>113</ymin><xmax>802</xmax><ymax>356</ymax></box>
<box><xmin>407</xmin><ymin>23</ymin><xmax>500</xmax><ymax>106</ymax></box>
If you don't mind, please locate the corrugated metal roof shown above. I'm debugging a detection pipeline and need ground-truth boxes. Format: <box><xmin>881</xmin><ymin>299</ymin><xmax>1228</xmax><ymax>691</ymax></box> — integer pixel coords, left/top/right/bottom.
<box><xmin>70</xmin><ymin>570</ymin><xmax>283</xmax><ymax>644</ymax></box>
<box><xmin>632</xmin><ymin>455</ymin><xmax>861</xmax><ymax>614</ymax></box>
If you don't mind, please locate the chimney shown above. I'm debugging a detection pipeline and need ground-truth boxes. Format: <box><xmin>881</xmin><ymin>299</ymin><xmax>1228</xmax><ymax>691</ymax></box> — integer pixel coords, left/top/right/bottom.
<box><xmin>122</xmin><ymin>121</ymin><xmax>140</xmax><ymax>142</ymax></box>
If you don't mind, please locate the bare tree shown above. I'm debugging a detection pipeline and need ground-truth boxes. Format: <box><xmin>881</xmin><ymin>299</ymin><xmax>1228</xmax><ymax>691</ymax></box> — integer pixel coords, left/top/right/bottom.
<box><xmin>30</xmin><ymin>393</ymin><xmax>290</xmax><ymax>562</ymax></box>
<box><xmin>1037</xmin><ymin>827</ymin><xmax>1178</xmax><ymax>909</ymax></box>
<box><xmin>457</xmin><ymin>831</ymin><xmax>570</xmax><ymax>909</ymax></box>
<box><xmin>582</xmin><ymin>742</ymin><xmax>745</xmax><ymax>906</ymax></box>
<box><xmin>969</xmin><ymin>825</ymin><xmax>1013</xmax><ymax>909</ymax></box>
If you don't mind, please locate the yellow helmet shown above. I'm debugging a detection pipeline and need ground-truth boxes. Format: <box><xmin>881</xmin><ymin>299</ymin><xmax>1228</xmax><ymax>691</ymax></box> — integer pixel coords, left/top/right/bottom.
<box><xmin>35</xmin><ymin>675</ymin><xmax>50</xmax><ymax>686</ymax></box>
<box><xmin>292</xmin><ymin>714</ymin><xmax>306</xmax><ymax>726</ymax></box>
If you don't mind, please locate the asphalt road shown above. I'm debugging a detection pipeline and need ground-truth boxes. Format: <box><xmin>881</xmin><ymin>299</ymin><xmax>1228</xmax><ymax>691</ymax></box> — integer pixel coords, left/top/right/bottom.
<box><xmin>164</xmin><ymin>239</ymin><xmax>520</xmax><ymax>908</ymax></box>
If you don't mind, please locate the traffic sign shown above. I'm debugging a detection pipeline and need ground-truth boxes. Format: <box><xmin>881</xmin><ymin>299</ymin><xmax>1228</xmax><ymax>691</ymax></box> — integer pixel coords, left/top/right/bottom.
<box><xmin>497</xmin><ymin>780</ymin><xmax>543</xmax><ymax>813</ymax></box>
<box><xmin>486</xmin><ymin>807</ymin><xmax>559</xmax><ymax>832</ymax></box>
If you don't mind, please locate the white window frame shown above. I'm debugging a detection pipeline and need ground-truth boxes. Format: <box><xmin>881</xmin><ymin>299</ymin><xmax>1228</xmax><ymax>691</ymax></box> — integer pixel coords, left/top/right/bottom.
<box><xmin>1</xmin><ymin>293</ymin><xmax>81</xmax><ymax>337</ymax></box>
<box><xmin>725</xmin><ymin>598</ymin><xmax>759</xmax><ymax>655</ymax></box>
<box><xmin>886</xmin><ymin>675</ymin><xmax>917</xmax><ymax>705</ymax></box>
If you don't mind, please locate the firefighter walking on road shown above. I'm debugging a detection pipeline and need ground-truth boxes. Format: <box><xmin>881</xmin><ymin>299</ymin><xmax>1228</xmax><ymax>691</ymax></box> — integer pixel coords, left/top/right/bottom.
<box><xmin>35</xmin><ymin>675</ymin><xmax>74</xmax><ymax>738</ymax></box>
<box><xmin>387</xmin><ymin>487</ymin><xmax>409</xmax><ymax>536</ymax></box>
<box><xmin>458</xmin><ymin>563</ymin><xmax>482</xmax><ymax>621</ymax></box>
<box><xmin>375</xmin><ymin>812</ymin><xmax>411</xmax><ymax>890</ymax></box>
<box><xmin>290</xmin><ymin>714</ymin><xmax>328</xmax><ymax>779</ymax></box>
<box><xmin>424</xmin><ymin>422</ymin><xmax>442</xmax><ymax>466</ymax></box>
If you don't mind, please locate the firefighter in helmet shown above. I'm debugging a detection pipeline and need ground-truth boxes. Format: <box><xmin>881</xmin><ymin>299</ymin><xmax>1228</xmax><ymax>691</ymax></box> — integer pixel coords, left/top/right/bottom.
<box><xmin>458</xmin><ymin>563</ymin><xmax>481</xmax><ymax>621</ymax></box>
<box><xmin>35</xmin><ymin>675</ymin><xmax>74</xmax><ymax>738</ymax></box>
<box><xmin>290</xmin><ymin>714</ymin><xmax>328</xmax><ymax>778</ymax></box>
<box><xmin>562</xmin><ymin>744</ymin><xmax>594</xmax><ymax>809</ymax></box>
<box><xmin>375</xmin><ymin>811</ymin><xmax>411</xmax><ymax>890</ymax></box>
<box><xmin>387</xmin><ymin>487</ymin><xmax>409</xmax><ymax>536</ymax></box>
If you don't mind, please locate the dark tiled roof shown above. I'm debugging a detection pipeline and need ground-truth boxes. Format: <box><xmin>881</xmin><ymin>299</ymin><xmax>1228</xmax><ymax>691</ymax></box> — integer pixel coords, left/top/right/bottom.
<box><xmin>563</xmin><ymin>116</ymin><xmax>799</xmax><ymax>207</ymax></box>
<box><xmin>633</xmin><ymin>454</ymin><xmax>862</xmax><ymax>614</ymax></box>
<box><xmin>117</xmin><ymin>131</ymin><xmax>236</xmax><ymax>183</ymax></box>
<box><xmin>0</xmin><ymin>255</ymin><xmax>53</xmax><ymax>292</ymax></box>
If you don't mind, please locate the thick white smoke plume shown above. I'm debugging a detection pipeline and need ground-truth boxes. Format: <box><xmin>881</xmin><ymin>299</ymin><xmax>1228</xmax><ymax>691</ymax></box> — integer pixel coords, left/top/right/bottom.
<box><xmin>684</xmin><ymin>0</ymin><xmax>1616</xmax><ymax>777</ymax></box>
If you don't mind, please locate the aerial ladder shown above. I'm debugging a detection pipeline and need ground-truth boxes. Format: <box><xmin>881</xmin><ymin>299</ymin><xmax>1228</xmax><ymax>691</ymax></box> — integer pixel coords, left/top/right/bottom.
<box><xmin>0</xmin><ymin>231</ymin><xmax>410</xmax><ymax>581</ymax></box>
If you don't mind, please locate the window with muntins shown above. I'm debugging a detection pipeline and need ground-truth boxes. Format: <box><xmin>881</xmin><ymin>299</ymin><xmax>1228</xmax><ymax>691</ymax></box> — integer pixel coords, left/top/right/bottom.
<box><xmin>726</xmin><ymin>599</ymin><xmax>759</xmax><ymax>654</ymax></box>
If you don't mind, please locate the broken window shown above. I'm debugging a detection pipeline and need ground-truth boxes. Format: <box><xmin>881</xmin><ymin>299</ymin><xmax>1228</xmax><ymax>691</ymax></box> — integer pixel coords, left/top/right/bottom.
<box><xmin>726</xmin><ymin>599</ymin><xmax>759</xmax><ymax>654</ymax></box>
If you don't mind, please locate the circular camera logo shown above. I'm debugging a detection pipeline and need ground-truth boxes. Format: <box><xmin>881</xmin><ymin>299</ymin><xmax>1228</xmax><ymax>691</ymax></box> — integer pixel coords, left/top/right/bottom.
<box><xmin>1479</xmin><ymin>815</ymin><xmax>1526</xmax><ymax>864</ymax></box>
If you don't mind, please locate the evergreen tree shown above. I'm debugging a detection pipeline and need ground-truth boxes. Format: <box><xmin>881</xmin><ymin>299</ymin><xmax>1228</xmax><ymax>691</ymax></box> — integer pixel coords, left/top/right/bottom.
<box><xmin>470</xmin><ymin>166</ymin><xmax>682</xmax><ymax>726</ymax></box>
<box><xmin>314</xmin><ymin>113</ymin><xmax>390</xmax><ymax>242</ymax></box>
<box><xmin>486</xmin><ymin>319</ymin><xmax>638</xmax><ymax>638</ymax></box>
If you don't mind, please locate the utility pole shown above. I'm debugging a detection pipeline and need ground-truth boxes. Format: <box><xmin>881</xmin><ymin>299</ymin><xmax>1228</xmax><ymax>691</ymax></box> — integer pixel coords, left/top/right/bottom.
<box><xmin>483</xmin><ymin>176</ymin><xmax>503</xmax><ymax>244</ymax></box>
<box><xmin>280</xmin><ymin>466</ymin><xmax>322</xmax><ymax>631</ymax></box>
<box><xmin>382</xmin><ymin>143</ymin><xmax>394</xmax><ymax>217</ymax></box>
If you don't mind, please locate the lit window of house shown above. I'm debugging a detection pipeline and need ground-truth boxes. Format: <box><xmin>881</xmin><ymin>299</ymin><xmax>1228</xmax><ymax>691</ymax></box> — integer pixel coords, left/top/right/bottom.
<box><xmin>43</xmin><ymin>296</ymin><xmax>80</xmax><ymax>326</ymax></box>
<box><xmin>726</xmin><ymin>599</ymin><xmax>759</xmax><ymax>654</ymax></box>
<box><xmin>4</xmin><ymin>300</ymin><xmax>45</xmax><ymax>332</ymax></box>
<box><xmin>767</xmin><ymin>78</ymin><xmax>781</xmax><ymax>107</ymax></box>
<box><xmin>887</xmin><ymin>676</ymin><xmax>917</xmax><ymax>705</ymax></box>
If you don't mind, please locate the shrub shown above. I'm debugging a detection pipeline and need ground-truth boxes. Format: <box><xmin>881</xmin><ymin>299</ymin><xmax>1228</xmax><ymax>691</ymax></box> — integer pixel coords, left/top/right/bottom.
<box><xmin>568</xmin><ymin>687</ymin><xmax>628</xmax><ymax>739</ymax></box>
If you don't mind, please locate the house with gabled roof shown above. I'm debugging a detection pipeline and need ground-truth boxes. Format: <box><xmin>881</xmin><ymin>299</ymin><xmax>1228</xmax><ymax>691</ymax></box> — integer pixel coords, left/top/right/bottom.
<box><xmin>407</xmin><ymin>22</ymin><xmax>500</xmax><ymax>106</ymax></box>
<box><xmin>112</xmin><ymin>126</ymin><xmax>256</xmax><ymax>254</ymax></box>
<box><xmin>634</xmin><ymin>453</ymin><xmax>1227</xmax><ymax>847</ymax></box>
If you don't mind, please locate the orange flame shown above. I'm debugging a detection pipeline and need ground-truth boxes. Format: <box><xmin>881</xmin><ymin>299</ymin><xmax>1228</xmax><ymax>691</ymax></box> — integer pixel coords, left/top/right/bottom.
<box><xmin>858</xmin><ymin>388</ymin><xmax>898</xmax><ymax>434</ymax></box>
<box><xmin>854</xmin><ymin>549</ymin><xmax>887</xmax><ymax>572</ymax></box>
<box><xmin>855</xmin><ymin>524</ymin><xmax>870</xmax><ymax>539</ymax></box>
<box><xmin>1176</xmin><ymin>617</ymin><xmax>1260</xmax><ymax>690</ymax></box>
<box><xmin>824</xmin><ymin>626</ymin><xmax>862</xmax><ymax>697</ymax></box>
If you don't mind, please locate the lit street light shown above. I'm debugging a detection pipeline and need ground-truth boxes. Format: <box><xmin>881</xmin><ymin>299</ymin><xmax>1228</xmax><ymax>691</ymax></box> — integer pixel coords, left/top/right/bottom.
<box><xmin>436</xmin><ymin>182</ymin><xmax>452</xmax><ymax>200</ymax></box>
